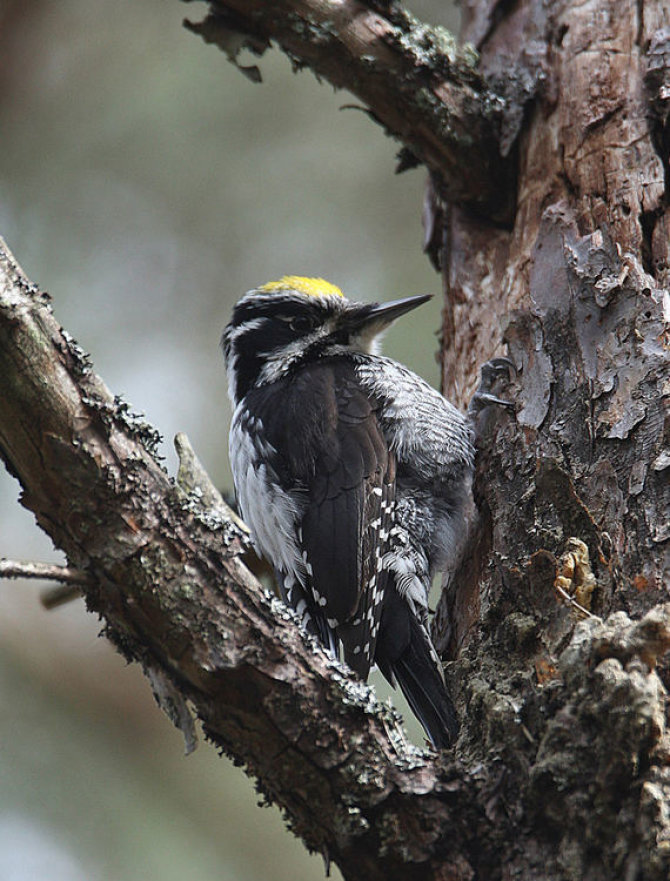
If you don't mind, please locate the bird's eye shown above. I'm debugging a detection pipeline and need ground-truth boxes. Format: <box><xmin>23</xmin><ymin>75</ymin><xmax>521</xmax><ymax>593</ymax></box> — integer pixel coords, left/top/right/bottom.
<box><xmin>289</xmin><ymin>315</ymin><xmax>315</xmax><ymax>333</ymax></box>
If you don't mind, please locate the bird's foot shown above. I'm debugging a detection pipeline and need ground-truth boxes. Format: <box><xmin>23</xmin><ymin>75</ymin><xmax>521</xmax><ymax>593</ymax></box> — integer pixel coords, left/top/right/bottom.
<box><xmin>468</xmin><ymin>357</ymin><xmax>516</xmax><ymax>415</ymax></box>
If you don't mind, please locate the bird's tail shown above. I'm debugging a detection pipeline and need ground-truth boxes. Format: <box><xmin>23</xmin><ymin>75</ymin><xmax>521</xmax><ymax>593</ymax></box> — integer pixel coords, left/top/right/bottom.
<box><xmin>392</xmin><ymin>620</ymin><xmax>459</xmax><ymax>749</ymax></box>
<box><xmin>376</xmin><ymin>589</ymin><xmax>459</xmax><ymax>749</ymax></box>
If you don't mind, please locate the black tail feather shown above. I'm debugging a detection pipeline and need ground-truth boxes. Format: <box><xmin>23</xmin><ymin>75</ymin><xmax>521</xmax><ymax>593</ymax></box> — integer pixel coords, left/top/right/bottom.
<box><xmin>391</xmin><ymin>624</ymin><xmax>459</xmax><ymax>749</ymax></box>
<box><xmin>376</xmin><ymin>590</ymin><xmax>459</xmax><ymax>749</ymax></box>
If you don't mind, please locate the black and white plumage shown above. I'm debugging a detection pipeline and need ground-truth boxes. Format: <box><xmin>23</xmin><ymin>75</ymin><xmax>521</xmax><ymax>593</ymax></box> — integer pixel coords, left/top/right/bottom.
<box><xmin>222</xmin><ymin>276</ymin><xmax>474</xmax><ymax>748</ymax></box>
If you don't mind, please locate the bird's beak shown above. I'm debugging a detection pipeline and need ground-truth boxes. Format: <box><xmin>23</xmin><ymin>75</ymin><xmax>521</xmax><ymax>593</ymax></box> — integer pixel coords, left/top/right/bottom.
<box><xmin>348</xmin><ymin>293</ymin><xmax>432</xmax><ymax>333</ymax></box>
<box><xmin>366</xmin><ymin>293</ymin><xmax>432</xmax><ymax>324</ymax></box>
<box><xmin>342</xmin><ymin>293</ymin><xmax>432</xmax><ymax>353</ymax></box>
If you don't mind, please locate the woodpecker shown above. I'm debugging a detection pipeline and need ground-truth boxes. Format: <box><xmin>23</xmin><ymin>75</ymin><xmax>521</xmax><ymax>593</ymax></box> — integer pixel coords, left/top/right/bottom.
<box><xmin>222</xmin><ymin>276</ymin><xmax>474</xmax><ymax>748</ymax></box>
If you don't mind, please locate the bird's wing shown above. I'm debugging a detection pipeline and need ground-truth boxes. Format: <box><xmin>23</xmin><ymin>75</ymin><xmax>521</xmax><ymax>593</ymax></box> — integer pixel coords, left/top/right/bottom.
<box><xmin>290</xmin><ymin>362</ymin><xmax>395</xmax><ymax>678</ymax></box>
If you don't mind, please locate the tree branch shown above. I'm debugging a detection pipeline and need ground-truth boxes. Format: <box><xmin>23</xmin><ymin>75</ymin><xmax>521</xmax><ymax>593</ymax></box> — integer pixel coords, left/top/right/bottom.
<box><xmin>184</xmin><ymin>0</ymin><xmax>514</xmax><ymax>217</ymax></box>
<box><xmin>0</xmin><ymin>558</ymin><xmax>91</xmax><ymax>584</ymax></box>
<box><xmin>0</xmin><ymin>558</ymin><xmax>91</xmax><ymax>607</ymax></box>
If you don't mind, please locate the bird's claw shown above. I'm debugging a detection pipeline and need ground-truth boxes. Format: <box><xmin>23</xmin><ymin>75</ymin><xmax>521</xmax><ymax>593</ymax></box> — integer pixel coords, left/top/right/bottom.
<box><xmin>468</xmin><ymin>357</ymin><xmax>517</xmax><ymax>415</ymax></box>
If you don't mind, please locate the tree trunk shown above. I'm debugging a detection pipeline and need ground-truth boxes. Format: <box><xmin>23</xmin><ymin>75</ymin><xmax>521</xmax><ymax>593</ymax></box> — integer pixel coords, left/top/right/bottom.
<box><xmin>1</xmin><ymin>1</ymin><xmax>669</xmax><ymax>879</ymax></box>
<box><xmin>437</xmin><ymin>0</ymin><xmax>668</xmax><ymax>641</ymax></box>
<box><xmin>435</xmin><ymin>0</ymin><xmax>670</xmax><ymax>876</ymax></box>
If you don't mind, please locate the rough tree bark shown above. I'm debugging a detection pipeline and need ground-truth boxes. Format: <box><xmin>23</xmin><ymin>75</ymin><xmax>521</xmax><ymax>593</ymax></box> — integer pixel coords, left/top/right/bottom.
<box><xmin>1</xmin><ymin>1</ymin><xmax>669</xmax><ymax>879</ymax></box>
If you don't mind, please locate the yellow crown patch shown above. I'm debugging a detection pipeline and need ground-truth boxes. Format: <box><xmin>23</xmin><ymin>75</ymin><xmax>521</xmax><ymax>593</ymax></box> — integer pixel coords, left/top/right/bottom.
<box><xmin>258</xmin><ymin>276</ymin><xmax>344</xmax><ymax>299</ymax></box>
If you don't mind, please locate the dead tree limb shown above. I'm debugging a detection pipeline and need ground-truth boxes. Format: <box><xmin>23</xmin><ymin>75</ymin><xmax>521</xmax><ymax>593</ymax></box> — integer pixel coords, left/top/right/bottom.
<box><xmin>185</xmin><ymin>0</ymin><xmax>515</xmax><ymax>217</ymax></box>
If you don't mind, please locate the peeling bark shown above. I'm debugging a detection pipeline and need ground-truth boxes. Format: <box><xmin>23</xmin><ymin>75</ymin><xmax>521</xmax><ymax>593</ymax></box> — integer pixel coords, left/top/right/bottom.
<box><xmin>440</xmin><ymin>0</ymin><xmax>668</xmax><ymax>621</ymax></box>
<box><xmin>437</xmin><ymin>0</ymin><xmax>670</xmax><ymax>876</ymax></box>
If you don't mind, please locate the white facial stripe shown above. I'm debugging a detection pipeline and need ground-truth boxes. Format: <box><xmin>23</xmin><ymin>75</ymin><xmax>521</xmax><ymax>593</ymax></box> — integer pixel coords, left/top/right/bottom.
<box><xmin>257</xmin><ymin>324</ymin><xmax>332</xmax><ymax>384</ymax></box>
<box><xmin>226</xmin><ymin>317</ymin><xmax>266</xmax><ymax>341</ymax></box>
<box><xmin>226</xmin><ymin>353</ymin><xmax>238</xmax><ymax>405</ymax></box>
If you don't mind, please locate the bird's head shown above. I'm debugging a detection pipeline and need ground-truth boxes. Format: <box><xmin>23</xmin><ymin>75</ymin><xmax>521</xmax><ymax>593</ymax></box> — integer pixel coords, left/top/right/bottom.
<box><xmin>222</xmin><ymin>275</ymin><xmax>430</xmax><ymax>403</ymax></box>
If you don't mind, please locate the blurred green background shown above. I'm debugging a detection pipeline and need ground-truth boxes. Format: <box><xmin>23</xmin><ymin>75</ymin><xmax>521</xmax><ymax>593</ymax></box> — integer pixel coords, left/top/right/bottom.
<box><xmin>0</xmin><ymin>1</ymin><xmax>459</xmax><ymax>879</ymax></box>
